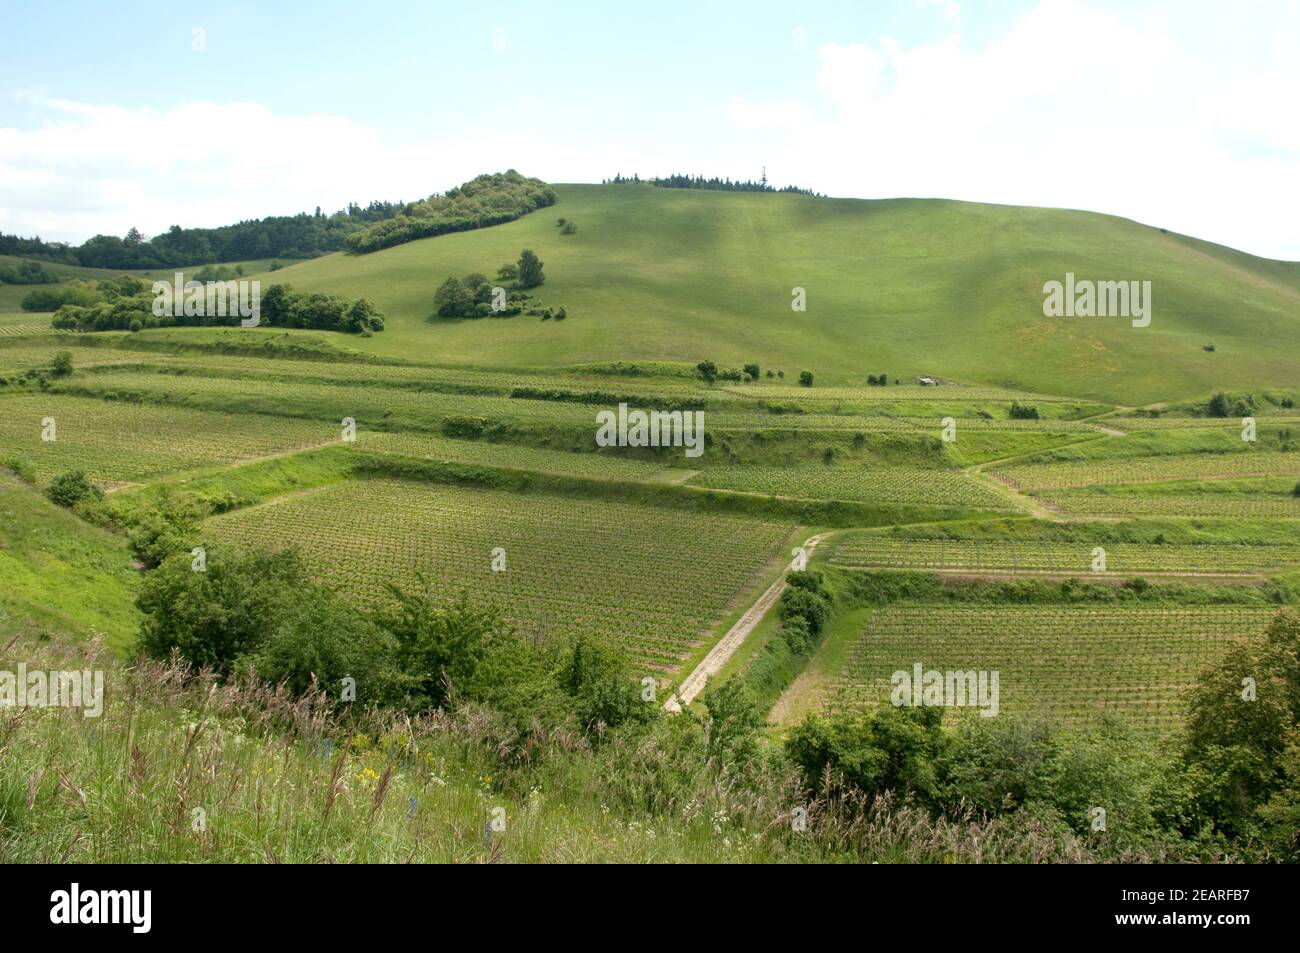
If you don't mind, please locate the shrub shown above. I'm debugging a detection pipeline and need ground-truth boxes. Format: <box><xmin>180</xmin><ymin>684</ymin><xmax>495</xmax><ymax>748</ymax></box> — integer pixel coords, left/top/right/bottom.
<box><xmin>49</xmin><ymin>351</ymin><xmax>73</xmax><ymax>377</ymax></box>
<box><xmin>252</xmin><ymin>595</ymin><xmax>401</xmax><ymax>705</ymax></box>
<box><xmin>46</xmin><ymin>470</ymin><xmax>103</xmax><ymax>508</ymax></box>
<box><xmin>137</xmin><ymin>546</ymin><xmax>312</xmax><ymax>678</ymax></box>
<box><xmin>798</xmin><ymin>370</ymin><xmax>813</xmax><ymax>387</ymax></box>
<box><xmin>1208</xmin><ymin>392</ymin><xmax>1231</xmax><ymax>417</ymax></box>
<box><xmin>785</xmin><ymin>706</ymin><xmax>946</xmax><ymax>800</ymax></box>
<box><xmin>559</xmin><ymin>637</ymin><xmax>655</xmax><ymax>734</ymax></box>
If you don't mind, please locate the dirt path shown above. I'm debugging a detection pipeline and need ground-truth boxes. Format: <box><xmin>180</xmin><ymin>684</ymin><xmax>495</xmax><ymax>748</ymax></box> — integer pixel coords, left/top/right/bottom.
<box><xmin>664</xmin><ymin>533</ymin><xmax>828</xmax><ymax>712</ymax></box>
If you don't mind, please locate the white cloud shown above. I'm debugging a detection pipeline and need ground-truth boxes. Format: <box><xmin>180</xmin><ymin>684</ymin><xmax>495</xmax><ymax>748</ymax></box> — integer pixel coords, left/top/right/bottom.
<box><xmin>2</xmin><ymin>2</ymin><xmax>1297</xmax><ymax>261</ymax></box>
<box><xmin>730</xmin><ymin>0</ymin><xmax>1300</xmax><ymax>259</ymax></box>
<box><xmin>0</xmin><ymin>93</ymin><xmax>685</xmax><ymax>243</ymax></box>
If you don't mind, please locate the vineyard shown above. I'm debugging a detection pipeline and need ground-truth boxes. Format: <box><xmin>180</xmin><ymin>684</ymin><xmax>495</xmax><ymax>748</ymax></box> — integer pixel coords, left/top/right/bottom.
<box><xmin>994</xmin><ymin>450</ymin><xmax>1300</xmax><ymax>490</ymax></box>
<box><xmin>1040</xmin><ymin>491</ymin><xmax>1300</xmax><ymax>519</ymax></box>
<box><xmin>826</xmin><ymin>605</ymin><xmax>1277</xmax><ymax>728</ymax></box>
<box><xmin>826</xmin><ymin>535</ymin><xmax>1300</xmax><ymax>574</ymax></box>
<box><xmin>687</xmin><ymin>464</ymin><xmax>1013</xmax><ymax>508</ymax></box>
<box><xmin>0</xmin><ymin>393</ymin><xmax>335</xmax><ymax>487</ymax></box>
<box><xmin>202</xmin><ymin>477</ymin><xmax>794</xmax><ymax>669</ymax></box>
<box><xmin>362</xmin><ymin>431</ymin><xmax>679</xmax><ymax>481</ymax></box>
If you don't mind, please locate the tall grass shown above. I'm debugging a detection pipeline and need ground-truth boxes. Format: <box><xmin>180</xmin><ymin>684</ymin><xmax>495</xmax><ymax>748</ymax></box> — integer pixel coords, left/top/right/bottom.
<box><xmin>1</xmin><ymin>635</ymin><xmax>1200</xmax><ymax>863</ymax></box>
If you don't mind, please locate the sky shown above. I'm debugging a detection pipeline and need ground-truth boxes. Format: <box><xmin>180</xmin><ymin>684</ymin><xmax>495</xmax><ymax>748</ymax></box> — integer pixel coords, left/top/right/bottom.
<box><xmin>2</xmin><ymin>0</ymin><xmax>1298</xmax><ymax>258</ymax></box>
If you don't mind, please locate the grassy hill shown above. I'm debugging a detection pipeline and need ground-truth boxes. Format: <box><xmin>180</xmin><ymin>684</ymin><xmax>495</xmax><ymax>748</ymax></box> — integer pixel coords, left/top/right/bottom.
<box><xmin>0</xmin><ymin>475</ymin><xmax>139</xmax><ymax>651</ymax></box>
<box><xmin>237</xmin><ymin>183</ymin><xmax>1300</xmax><ymax>404</ymax></box>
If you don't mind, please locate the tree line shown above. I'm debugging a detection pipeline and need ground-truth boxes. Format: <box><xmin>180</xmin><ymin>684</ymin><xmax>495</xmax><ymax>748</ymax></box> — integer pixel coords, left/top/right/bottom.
<box><xmin>47</xmin><ymin>275</ymin><xmax>385</xmax><ymax>335</ymax></box>
<box><xmin>346</xmin><ymin>171</ymin><xmax>557</xmax><ymax>254</ymax></box>
<box><xmin>605</xmin><ymin>172</ymin><xmax>820</xmax><ymax>196</ymax></box>
<box><xmin>0</xmin><ymin>201</ymin><xmax>403</xmax><ymax>270</ymax></box>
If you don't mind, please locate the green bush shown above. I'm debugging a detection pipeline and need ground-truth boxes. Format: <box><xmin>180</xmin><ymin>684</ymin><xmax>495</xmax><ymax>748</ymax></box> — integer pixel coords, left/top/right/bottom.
<box><xmin>49</xmin><ymin>351</ymin><xmax>73</xmax><ymax>378</ymax></box>
<box><xmin>46</xmin><ymin>470</ymin><xmax>103</xmax><ymax>508</ymax></box>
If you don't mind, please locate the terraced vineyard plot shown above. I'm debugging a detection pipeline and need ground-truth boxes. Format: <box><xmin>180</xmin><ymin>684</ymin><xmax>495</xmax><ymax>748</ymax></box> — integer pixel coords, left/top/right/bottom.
<box><xmin>722</xmin><ymin>384</ymin><xmax>1077</xmax><ymax>402</ymax></box>
<box><xmin>90</xmin><ymin>355</ymin><xmax>717</xmax><ymax>400</ymax></box>
<box><xmin>896</xmin><ymin>416</ymin><xmax>1101</xmax><ymax>432</ymax></box>
<box><xmin>0</xmin><ymin>394</ymin><xmax>336</xmax><ymax>486</ymax></box>
<box><xmin>203</xmin><ymin>478</ymin><xmax>793</xmax><ymax>668</ymax></box>
<box><xmin>686</xmin><ymin>464</ymin><xmax>1013</xmax><ymax>508</ymax></box>
<box><xmin>1040</xmin><ymin>491</ymin><xmax>1300</xmax><ymax>519</ymax></box>
<box><xmin>0</xmin><ymin>323</ymin><xmax>60</xmax><ymax>338</ymax></box>
<box><xmin>994</xmin><ymin>451</ymin><xmax>1300</xmax><ymax>490</ymax></box>
<box><xmin>1104</xmin><ymin>416</ymin><xmax>1300</xmax><ymax>432</ymax></box>
<box><xmin>57</xmin><ymin>370</ymin><xmax>955</xmax><ymax>437</ymax></box>
<box><xmin>58</xmin><ymin>371</ymin><xmax>602</xmax><ymax>426</ymax></box>
<box><xmin>827</xmin><ymin>536</ymin><xmax>1300</xmax><ymax>574</ymax></box>
<box><xmin>363</xmin><ymin>431</ymin><xmax>681</xmax><ymax>482</ymax></box>
<box><xmin>0</xmin><ymin>346</ymin><xmax>165</xmax><ymax>375</ymax></box>
<box><xmin>827</xmin><ymin>606</ymin><xmax>1275</xmax><ymax>728</ymax></box>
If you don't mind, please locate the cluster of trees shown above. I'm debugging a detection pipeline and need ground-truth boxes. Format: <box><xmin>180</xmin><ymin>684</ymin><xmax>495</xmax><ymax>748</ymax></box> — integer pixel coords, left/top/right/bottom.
<box><xmin>259</xmin><ymin>284</ymin><xmax>386</xmax><ymax>333</ymax></box>
<box><xmin>866</xmin><ymin>374</ymin><xmax>892</xmax><ymax>386</ymax></box>
<box><xmin>20</xmin><ymin>282</ymin><xmax>100</xmax><ymax>311</ymax></box>
<box><xmin>557</xmin><ymin>216</ymin><xmax>578</xmax><ymax>235</ymax></box>
<box><xmin>0</xmin><ymin>201</ymin><xmax>402</xmax><ymax>270</ymax></box>
<box><xmin>346</xmin><ymin>172</ymin><xmax>557</xmax><ymax>254</ymax></box>
<box><xmin>1209</xmin><ymin>391</ymin><xmax>1256</xmax><ymax>418</ymax></box>
<box><xmin>777</xmin><ymin>571</ymin><xmax>832</xmax><ymax>654</ymax></box>
<box><xmin>0</xmin><ymin>259</ymin><xmax>59</xmax><ymax>284</ymax></box>
<box><xmin>48</xmin><ymin>277</ymin><xmax>385</xmax><ymax>335</ymax></box>
<box><xmin>604</xmin><ymin>172</ymin><xmax>820</xmax><ymax>196</ymax></box>
<box><xmin>1008</xmin><ymin>400</ymin><xmax>1040</xmax><ymax>420</ymax></box>
<box><xmin>434</xmin><ymin>251</ymin><xmax>548</xmax><ymax>319</ymax></box>
<box><xmin>696</xmin><ymin>360</ymin><xmax>775</xmax><ymax>383</ymax></box>
<box><xmin>136</xmin><ymin>544</ymin><xmax>658</xmax><ymax>735</ymax></box>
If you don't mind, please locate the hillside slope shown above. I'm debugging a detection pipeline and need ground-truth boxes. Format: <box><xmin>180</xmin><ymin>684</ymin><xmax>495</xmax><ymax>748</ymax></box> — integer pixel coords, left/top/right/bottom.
<box><xmin>205</xmin><ymin>185</ymin><xmax>1300</xmax><ymax>402</ymax></box>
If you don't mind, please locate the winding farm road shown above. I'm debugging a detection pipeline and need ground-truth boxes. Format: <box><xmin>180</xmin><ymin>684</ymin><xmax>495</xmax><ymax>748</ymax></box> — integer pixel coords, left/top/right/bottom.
<box><xmin>664</xmin><ymin>533</ymin><xmax>828</xmax><ymax>712</ymax></box>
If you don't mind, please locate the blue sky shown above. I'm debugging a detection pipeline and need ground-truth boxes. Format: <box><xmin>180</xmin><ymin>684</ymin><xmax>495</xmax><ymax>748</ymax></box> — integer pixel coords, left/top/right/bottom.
<box><xmin>3</xmin><ymin>0</ymin><xmax>1299</xmax><ymax>257</ymax></box>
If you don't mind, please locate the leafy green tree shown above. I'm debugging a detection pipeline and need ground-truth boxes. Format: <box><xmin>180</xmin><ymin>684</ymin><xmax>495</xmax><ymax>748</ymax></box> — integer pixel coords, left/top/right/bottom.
<box><xmin>937</xmin><ymin>716</ymin><xmax>1057</xmax><ymax>815</ymax></box>
<box><xmin>252</xmin><ymin>595</ymin><xmax>400</xmax><ymax>705</ymax></box>
<box><xmin>1208</xmin><ymin>392</ymin><xmax>1231</xmax><ymax>417</ymax></box>
<box><xmin>434</xmin><ymin>277</ymin><xmax>474</xmax><ymax>318</ymax></box>
<box><xmin>123</xmin><ymin>490</ymin><xmax>199</xmax><ymax>568</ymax></box>
<box><xmin>799</xmin><ymin>370</ymin><xmax>814</xmax><ymax>387</ymax></box>
<box><xmin>517</xmin><ymin>249</ymin><xmax>545</xmax><ymax>288</ymax></box>
<box><xmin>137</xmin><ymin>546</ymin><xmax>309</xmax><ymax>677</ymax></box>
<box><xmin>374</xmin><ymin>587</ymin><xmax>514</xmax><ymax>709</ymax></box>
<box><xmin>702</xmin><ymin>676</ymin><xmax>762</xmax><ymax>765</ymax></box>
<box><xmin>1181</xmin><ymin>610</ymin><xmax>1300</xmax><ymax>838</ymax></box>
<box><xmin>696</xmin><ymin>359</ymin><xmax>718</xmax><ymax>383</ymax></box>
<box><xmin>785</xmin><ymin>706</ymin><xmax>946</xmax><ymax>801</ymax></box>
